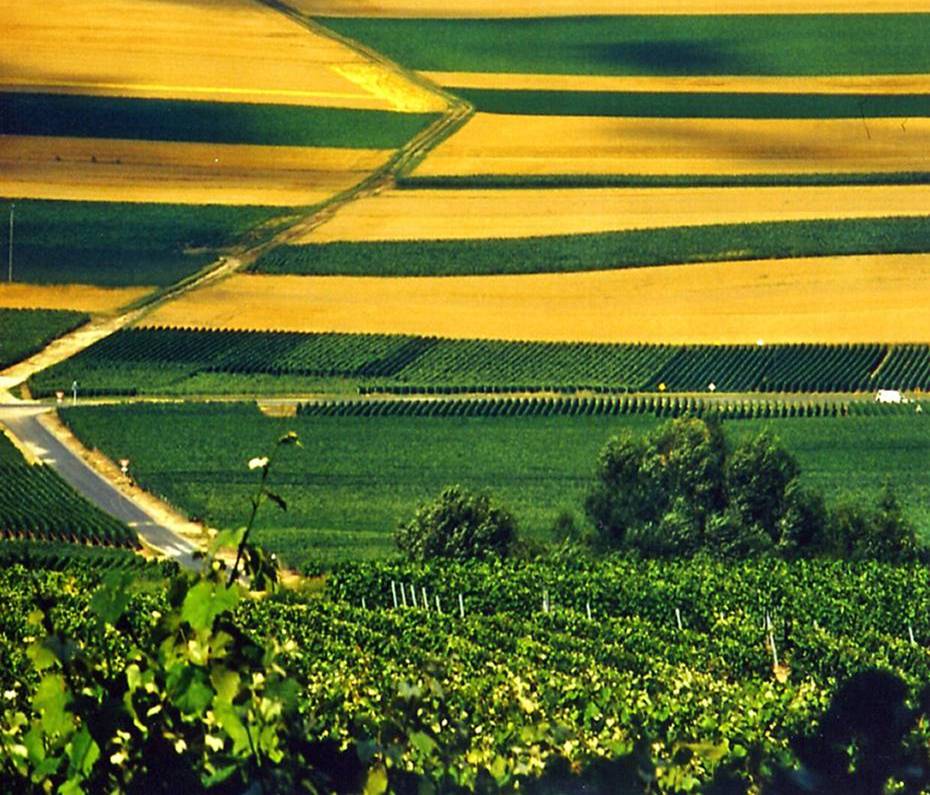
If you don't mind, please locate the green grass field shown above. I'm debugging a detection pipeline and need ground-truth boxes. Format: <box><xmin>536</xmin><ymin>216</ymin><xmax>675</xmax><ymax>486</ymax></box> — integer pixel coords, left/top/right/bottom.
<box><xmin>321</xmin><ymin>15</ymin><xmax>930</xmax><ymax>76</ymax></box>
<box><xmin>0</xmin><ymin>93</ymin><xmax>438</xmax><ymax>149</ymax></box>
<box><xmin>60</xmin><ymin>403</ymin><xmax>930</xmax><ymax>569</ymax></box>
<box><xmin>251</xmin><ymin>215</ymin><xmax>930</xmax><ymax>276</ymax></box>
<box><xmin>452</xmin><ymin>88</ymin><xmax>930</xmax><ymax>118</ymax></box>
<box><xmin>0</xmin><ymin>308</ymin><xmax>89</xmax><ymax>369</ymax></box>
<box><xmin>1</xmin><ymin>199</ymin><xmax>289</xmax><ymax>286</ymax></box>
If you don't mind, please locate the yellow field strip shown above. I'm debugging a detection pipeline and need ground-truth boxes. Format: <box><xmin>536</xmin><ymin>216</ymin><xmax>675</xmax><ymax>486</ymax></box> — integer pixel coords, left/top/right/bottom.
<box><xmin>0</xmin><ymin>0</ymin><xmax>401</xmax><ymax>110</ymax></box>
<box><xmin>306</xmin><ymin>0</ymin><xmax>930</xmax><ymax>15</ymax></box>
<box><xmin>421</xmin><ymin>71</ymin><xmax>930</xmax><ymax>95</ymax></box>
<box><xmin>0</xmin><ymin>78</ymin><xmax>391</xmax><ymax>110</ymax></box>
<box><xmin>0</xmin><ymin>284</ymin><xmax>152</xmax><ymax>313</ymax></box>
<box><xmin>413</xmin><ymin>113</ymin><xmax>930</xmax><ymax>177</ymax></box>
<box><xmin>300</xmin><ymin>184</ymin><xmax>930</xmax><ymax>242</ymax></box>
<box><xmin>141</xmin><ymin>255</ymin><xmax>930</xmax><ymax>345</ymax></box>
<box><xmin>0</xmin><ymin>135</ymin><xmax>391</xmax><ymax>206</ymax></box>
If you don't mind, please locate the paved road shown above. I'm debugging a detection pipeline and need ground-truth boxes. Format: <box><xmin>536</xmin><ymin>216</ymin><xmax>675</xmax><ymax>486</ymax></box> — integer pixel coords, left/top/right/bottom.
<box><xmin>0</xmin><ymin>402</ymin><xmax>199</xmax><ymax>570</ymax></box>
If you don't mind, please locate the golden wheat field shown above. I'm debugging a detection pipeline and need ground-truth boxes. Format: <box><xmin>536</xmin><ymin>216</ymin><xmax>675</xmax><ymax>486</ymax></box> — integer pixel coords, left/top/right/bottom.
<box><xmin>422</xmin><ymin>72</ymin><xmax>930</xmax><ymax>95</ymax></box>
<box><xmin>0</xmin><ymin>0</ymin><xmax>409</xmax><ymax>110</ymax></box>
<box><xmin>0</xmin><ymin>136</ymin><xmax>391</xmax><ymax>206</ymax></box>
<box><xmin>413</xmin><ymin>113</ymin><xmax>930</xmax><ymax>177</ymax></box>
<box><xmin>305</xmin><ymin>0</ymin><xmax>930</xmax><ymax>16</ymax></box>
<box><xmin>0</xmin><ymin>284</ymin><xmax>151</xmax><ymax>313</ymax></box>
<box><xmin>140</xmin><ymin>256</ymin><xmax>930</xmax><ymax>345</ymax></box>
<box><xmin>299</xmin><ymin>184</ymin><xmax>930</xmax><ymax>242</ymax></box>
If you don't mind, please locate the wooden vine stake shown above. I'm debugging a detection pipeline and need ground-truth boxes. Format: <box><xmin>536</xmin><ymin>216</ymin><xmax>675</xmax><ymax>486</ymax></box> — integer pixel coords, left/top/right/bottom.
<box><xmin>458</xmin><ymin>593</ymin><xmax>465</xmax><ymax>619</ymax></box>
<box><xmin>391</xmin><ymin>580</ymin><xmax>398</xmax><ymax>609</ymax></box>
<box><xmin>586</xmin><ymin>601</ymin><xmax>592</xmax><ymax>621</ymax></box>
<box><xmin>675</xmin><ymin>607</ymin><xmax>683</xmax><ymax>631</ymax></box>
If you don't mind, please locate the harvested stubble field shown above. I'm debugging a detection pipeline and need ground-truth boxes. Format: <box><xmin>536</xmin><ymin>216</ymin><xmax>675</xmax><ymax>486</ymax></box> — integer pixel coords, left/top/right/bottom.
<box><xmin>422</xmin><ymin>72</ymin><xmax>930</xmax><ymax>95</ymax></box>
<box><xmin>413</xmin><ymin>113</ymin><xmax>930</xmax><ymax>177</ymax></box>
<box><xmin>142</xmin><ymin>253</ymin><xmax>930</xmax><ymax>345</ymax></box>
<box><xmin>307</xmin><ymin>0</ymin><xmax>930</xmax><ymax>15</ymax></box>
<box><xmin>0</xmin><ymin>135</ymin><xmax>391</xmax><ymax>207</ymax></box>
<box><xmin>0</xmin><ymin>284</ymin><xmax>150</xmax><ymax>313</ymax></box>
<box><xmin>0</xmin><ymin>0</ymin><xmax>440</xmax><ymax>111</ymax></box>
<box><xmin>299</xmin><ymin>185</ymin><xmax>930</xmax><ymax>242</ymax></box>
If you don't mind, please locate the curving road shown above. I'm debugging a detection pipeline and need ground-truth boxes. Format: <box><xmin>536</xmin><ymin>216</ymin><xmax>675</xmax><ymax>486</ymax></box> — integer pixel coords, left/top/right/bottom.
<box><xmin>0</xmin><ymin>401</ymin><xmax>199</xmax><ymax>570</ymax></box>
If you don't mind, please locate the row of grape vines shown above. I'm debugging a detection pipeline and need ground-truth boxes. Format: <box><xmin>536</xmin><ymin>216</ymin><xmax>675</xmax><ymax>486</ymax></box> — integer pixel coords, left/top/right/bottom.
<box><xmin>0</xmin><ymin>463</ymin><xmax>138</xmax><ymax>548</ymax></box>
<box><xmin>30</xmin><ymin>327</ymin><xmax>930</xmax><ymax>396</ymax></box>
<box><xmin>7</xmin><ymin>557</ymin><xmax>930</xmax><ymax>791</ymax></box>
<box><xmin>297</xmin><ymin>394</ymin><xmax>927</xmax><ymax>420</ymax></box>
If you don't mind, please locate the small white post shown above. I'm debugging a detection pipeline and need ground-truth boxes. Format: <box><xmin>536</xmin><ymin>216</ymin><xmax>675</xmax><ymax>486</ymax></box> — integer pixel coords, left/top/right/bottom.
<box><xmin>586</xmin><ymin>601</ymin><xmax>592</xmax><ymax>621</ymax></box>
<box><xmin>361</xmin><ymin>596</ymin><xmax>367</xmax><ymax>610</ymax></box>
<box><xmin>543</xmin><ymin>589</ymin><xmax>549</xmax><ymax>614</ymax></box>
<box><xmin>391</xmin><ymin>580</ymin><xmax>398</xmax><ymax>609</ymax></box>
<box><xmin>909</xmin><ymin>624</ymin><xmax>917</xmax><ymax>645</ymax></box>
<box><xmin>72</xmin><ymin>380</ymin><xmax>78</xmax><ymax>406</ymax></box>
<box><xmin>408</xmin><ymin>583</ymin><xmax>416</xmax><ymax>608</ymax></box>
<box><xmin>400</xmin><ymin>584</ymin><xmax>408</xmax><ymax>608</ymax></box>
<box><xmin>435</xmin><ymin>595</ymin><xmax>441</xmax><ymax>614</ymax></box>
<box><xmin>422</xmin><ymin>587</ymin><xmax>429</xmax><ymax>612</ymax></box>
<box><xmin>675</xmin><ymin>608</ymin><xmax>683</xmax><ymax>631</ymax></box>
<box><xmin>769</xmin><ymin>630</ymin><xmax>779</xmax><ymax>669</ymax></box>
<box><xmin>458</xmin><ymin>593</ymin><xmax>465</xmax><ymax>619</ymax></box>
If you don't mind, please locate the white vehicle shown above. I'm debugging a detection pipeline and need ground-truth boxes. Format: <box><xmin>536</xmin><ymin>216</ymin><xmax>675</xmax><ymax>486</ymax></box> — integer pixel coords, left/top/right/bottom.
<box><xmin>875</xmin><ymin>389</ymin><xmax>903</xmax><ymax>404</ymax></box>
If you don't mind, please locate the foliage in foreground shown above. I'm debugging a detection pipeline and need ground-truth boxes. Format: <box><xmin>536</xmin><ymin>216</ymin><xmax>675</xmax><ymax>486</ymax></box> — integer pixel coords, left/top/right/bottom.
<box><xmin>587</xmin><ymin>417</ymin><xmax>919</xmax><ymax>561</ymax></box>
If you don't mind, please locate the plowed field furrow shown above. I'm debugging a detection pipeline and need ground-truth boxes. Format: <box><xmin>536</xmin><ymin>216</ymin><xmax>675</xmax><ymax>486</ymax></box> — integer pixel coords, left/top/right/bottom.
<box><xmin>422</xmin><ymin>72</ymin><xmax>930</xmax><ymax>95</ymax></box>
<box><xmin>0</xmin><ymin>136</ymin><xmax>391</xmax><ymax>205</ymax></box>
<box><xmin>299</xmin><ymin>185</ymin><xmax>930</xmax><ymax>242</ymax></box>
<box><xmin>140</xmin><ymin>256</ymin><xmax>930</xmax><ymax>345</ymax></box>
<box><xmin>413</xmin><ymin>114</ymin><xmax>930</xmax><ymax>177</ymax></box>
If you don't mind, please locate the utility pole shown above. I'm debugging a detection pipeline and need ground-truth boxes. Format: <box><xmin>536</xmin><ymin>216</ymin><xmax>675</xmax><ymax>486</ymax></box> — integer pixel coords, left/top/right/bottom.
<box><xmin>7</xmin><ymin>203</ymin><xmax>13</xmax><ymax>283</ymax></box>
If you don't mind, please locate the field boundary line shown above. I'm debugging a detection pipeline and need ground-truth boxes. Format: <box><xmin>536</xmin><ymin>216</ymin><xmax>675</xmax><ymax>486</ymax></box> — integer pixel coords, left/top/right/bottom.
<box><xmin>868</xmin><ymin>345</ymin><xmax>896</xmax><ymax>382</ymax></box>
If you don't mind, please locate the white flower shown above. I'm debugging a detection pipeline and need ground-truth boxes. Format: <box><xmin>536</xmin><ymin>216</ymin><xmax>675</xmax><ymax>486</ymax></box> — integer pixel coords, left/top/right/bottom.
<box><xmin>248</xmin><ymin>456</ymin><xmax>269</xmax><ymax>470</ymax></box>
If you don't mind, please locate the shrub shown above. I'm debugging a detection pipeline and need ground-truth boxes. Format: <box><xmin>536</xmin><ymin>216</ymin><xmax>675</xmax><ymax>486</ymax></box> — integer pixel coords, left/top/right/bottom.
<box><xmin>395</xmin><ymin>485</ymin><xmax>517</xmax><ymax>561</ymax></box>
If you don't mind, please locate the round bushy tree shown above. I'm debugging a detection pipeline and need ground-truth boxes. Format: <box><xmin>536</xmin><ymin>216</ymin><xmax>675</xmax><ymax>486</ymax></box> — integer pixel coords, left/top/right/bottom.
<box><xmin>395</xmin><ymin>485</ymin><xmax>517</xmax><ymax>561</ymax></box>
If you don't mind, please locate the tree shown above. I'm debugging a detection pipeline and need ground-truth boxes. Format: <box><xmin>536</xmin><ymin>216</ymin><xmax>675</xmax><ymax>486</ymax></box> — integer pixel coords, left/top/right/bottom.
<box><xmin>726</xmin><ymin>431</ymin><xmax>800</xmax><ymax>543</ymax></box>
<box><xmin>586</xmin><ymin>417</ymin><xmax>726</xmax><ymax>551</ymax></box>
<box><xmin>395</xmin><ymin>485</ymin><xmax>517</xmax><ymax>561</ymax></box>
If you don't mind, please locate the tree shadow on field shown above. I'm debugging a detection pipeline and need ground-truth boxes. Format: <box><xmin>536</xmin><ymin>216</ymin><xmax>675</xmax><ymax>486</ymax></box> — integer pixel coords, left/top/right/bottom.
<box><xmin>583</xmin><ymin>40</ymin><xmax>750</xmax><ymax>76</ymax></box>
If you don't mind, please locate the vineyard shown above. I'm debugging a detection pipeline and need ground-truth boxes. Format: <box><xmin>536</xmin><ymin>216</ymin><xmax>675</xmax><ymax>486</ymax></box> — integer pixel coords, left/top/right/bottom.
<box><xmin>0</xmin><ymin>429</ymin><xmax>138</xmax><ymax>549</ymax></box>
<box><xmin>30</xmin><ymin>327</ymin><xmax>930</xmax><ymax>396</ymax></box>
<box><xmin>0</xmin><ymin>308</ymin><xmax>89</xmax><ymax>370</ymax></box>
<box><xmin>58</xmin><ymin>402</ymin><xmax>930</xmax><ymax>568</ymax></box>
<box><xmin>7</xmin><ymin>556</ymin><xmax>930</xmax><ymax>790</ymax></box>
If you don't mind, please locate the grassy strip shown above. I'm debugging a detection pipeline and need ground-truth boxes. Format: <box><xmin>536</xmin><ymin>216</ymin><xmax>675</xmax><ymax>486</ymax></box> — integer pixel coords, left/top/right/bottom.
<box><xmin>60</xmin><ymin>403</ymin><xmax>930</xmax><ymax>566</ymax></box>
<box><xmin>452</xmin><ymin>88</ymin><xmax>930</xmax><ymax>118</ymax></box>
<box><xmin>320</xmin><ymin>15</ymin><xmax>930</xmax><ymax>77</ymax></box>
<box><xmin>1</xmin><ymin>199</ymin><xmax>290</xmax><ymax>286</ymax></box>
<box><xmin>0</xmin><ymin>92</ymin><xmax>439</xmax><ymax>149</ymax></box>
<box><xmin>397</xmin><ymin>173</ymin><xmax>930</xmax><ymax>189</ymax></box>
<box><xmin>251</xmin><ymin>215</ymin><xmax>930</xmax><ymax>277</ymax></box>
<box><xmin>0</xmin><ymin>308</ymin><xmax>89</xmax><ymax>370</ymax></box>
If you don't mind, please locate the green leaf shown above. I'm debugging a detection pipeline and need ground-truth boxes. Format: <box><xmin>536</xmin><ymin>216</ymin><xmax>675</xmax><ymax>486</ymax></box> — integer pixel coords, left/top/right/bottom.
<box><xmin>167</xmin><ymin>665</ymin><xmax>214</xmax><ymax>715</ymax></box>
<box><xmin>24</xmin><ymin>726</ymin><xmax>45</xmax><ymax>766</ymax></box>
<box><xmin>90</xmin><ymin>570</ymin><xmax>136</xmax><ymax>626</ymax></box>
<box><xmin>33</xmin><ymin>674</ymin><xmax>73</xmax><ymax>737</ymax></box>
<box><xmin>27</xmin><ymin>640</ymin><xmax>58</xmax><ymax>672</ymax></box>
<box><xmin>264</xmin><ymin>490</ymin><xmax>287</xmax><ymax>512</ymax></box>
<box><xmin>210</xmin><ymin>668</ymin><xmax>240</xmax><ymax>705</ymax></box>
<box><xmin>58</xmin><ymin>780</ymin><xmax>85</xmax><ymax>795</ymax></box>
<box><xmin>67</xmin><ymin>727</ymin><xmax>100</xmax><ymax>778</ymax></box>
<box><xmin>181</xmin><ymin>581</ymin><xmax>239</xmax><ymax>632</ymax></box>
<box><xmin>409</xmin><ymin>731</ymin><xmax>438</xmax><ymax>758</ymax></box>
<box><xmin>213</xmin><ymin>701</ymin><xmax>250</xmax><ymax>755</ymax></box>
<box><xmin>364</xmin><ymin>763</ymin><xmax>388</xmax><ymax>795</ymax></box>
<box><xmin>209</xmin><ymin>526</ymin><xmax>246</xmax><ymax>555</ymax></box>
